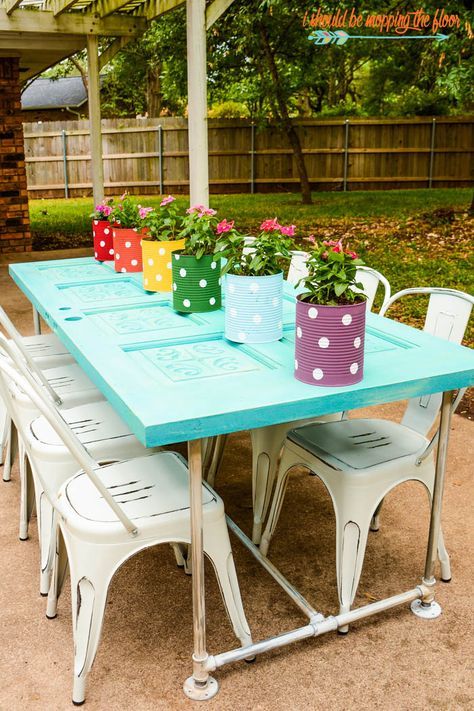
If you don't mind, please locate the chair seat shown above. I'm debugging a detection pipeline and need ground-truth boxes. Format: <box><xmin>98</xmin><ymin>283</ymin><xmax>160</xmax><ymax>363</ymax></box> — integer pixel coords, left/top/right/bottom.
<box><xmin>64</xmin><ymin>452</ymin><xmax>214</xmax><ymax>523</ymax></box>
<box><xmin>288</xmin><ymin>418</ymin><xmax>428</xmax><ymax>470</ymax></box>
<box><xmin>43</xmin><ymin>363</ymin><xmax>104</xmax><ymax>404</ymax></box>
<box><xmin>21</xmin><ymin>333</ymin><xmax>71</xmax><ymax>358</ymax></box>
<box><xmin>61</xmin><ymin>452</ymin><xmax>220</xmax><ymax>543</ymax></box>
<box><xmin>30</xmin><ymin>400</ymin><xmax>146</xmax><ymax>449</ymax></box>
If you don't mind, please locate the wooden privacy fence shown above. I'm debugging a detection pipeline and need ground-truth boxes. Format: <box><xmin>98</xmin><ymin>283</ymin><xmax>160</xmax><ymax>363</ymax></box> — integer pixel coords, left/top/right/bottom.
<box><xmin>23</xmin><ymin>116</ymin><xmax>473</xmax><ymax>198</ymax></box>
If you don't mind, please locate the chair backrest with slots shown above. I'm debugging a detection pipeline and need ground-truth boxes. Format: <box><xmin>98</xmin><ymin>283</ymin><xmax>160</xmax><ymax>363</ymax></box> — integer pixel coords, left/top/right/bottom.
<box><xmin>0</xmin><ymin>337</ymin><xmax>137</xmax><ymax>535</ymax></box>
<box><xmin>380</xmin><ymin>288</ymin><xmax>474</xmax><ymax>435</ymax></box>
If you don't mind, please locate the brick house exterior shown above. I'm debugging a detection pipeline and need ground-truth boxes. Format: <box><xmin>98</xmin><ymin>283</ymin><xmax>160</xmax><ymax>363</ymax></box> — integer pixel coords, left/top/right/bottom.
<box><xmin>0</xmin><ymin>58</ymin><xmax>32</xmax><ymax>253</ymax></box>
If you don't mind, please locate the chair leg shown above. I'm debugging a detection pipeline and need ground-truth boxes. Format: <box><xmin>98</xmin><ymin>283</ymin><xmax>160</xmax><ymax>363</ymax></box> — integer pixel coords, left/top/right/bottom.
<box><xmin>204</xmin><ymin>521</ymin><xmax>252</xmax><ymax>649</ymax></box>
<box><xmin>205</xmin><ymin>435</ymin><xmax>227</xmax><ymax>489</ymax></box>
<box><xmin>2</xmin><ymin>417</ymin><xmax>13</xmax><ymax>482</ymax></box>
<box><xmin>370</xmin><ymin>498</ymin><xmax>384</xmax><ymax>532</ymax></box>
<box><xmin>0</xmin><ymin>410</ymin><xmax>10</xmax><ymax>468</ymax></box>
<box><xmin>259</xmin><ymin>447</ymin><xmax>296</xmax><ymax>557</ymax></box>
<box><xmin>334</xmin><ymin>512</ymin><xmax>372</xmax><ymax>634</ymax></box>
<box><xmin>39</xmin><ymin>492</ymin><xmax>56</xmax><ymax>595</ymax></box>
<box><xmin>170</xmin><ymin>543</ymin><xmax>187</xmax><ymax>567</ymax></box>
<box><xmin>47</xmin><ymin>526</ymin><xmax>69</xmax><ymax>619</ymax></box>
<box><xmin>70</xmin><ymin>573</ymin><xmax>109</xmax><ymax>706</ymax></box>
<box><xmin>19</xmin><ymin>455</ymin><xmax>35</xmax><ymax>541</ymax></box>
<box><xmin>438</xmin><ymin>527</ymin><xmax>451</xmax><ymax>582</ymax></box>
<box><xmin>250</xmin><ymin>426</ymin><xmax>287</xmax><ymax>544</ymax></box>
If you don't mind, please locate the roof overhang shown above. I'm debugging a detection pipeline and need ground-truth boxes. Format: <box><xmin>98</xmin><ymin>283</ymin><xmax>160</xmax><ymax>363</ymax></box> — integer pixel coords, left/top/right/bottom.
<box><xmin>0</xmin><ymin>7</ymin><xmax>147</xmax><ymax>80</ymax></box>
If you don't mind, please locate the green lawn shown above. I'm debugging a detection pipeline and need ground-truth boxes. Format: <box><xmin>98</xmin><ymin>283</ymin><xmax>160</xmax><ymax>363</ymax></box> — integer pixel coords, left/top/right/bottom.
<box><xmin>30</xmin><ymin>188</ymin><xmax>472</xmax><ymax>239</ymax></box>
<box><xmin>29</xmin><ymin>188</ymin><xmax>473</xmax><ymax>345</ymax></box>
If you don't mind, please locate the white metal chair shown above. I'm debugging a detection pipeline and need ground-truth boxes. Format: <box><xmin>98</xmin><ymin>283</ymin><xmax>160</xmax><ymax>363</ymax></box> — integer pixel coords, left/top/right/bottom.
<box><xmin>248</xmin><ymin>253</ymin><xmax>392</xmax><ymax>544</ymax></box>
<box><xmin>1</xmin><ymin>305</ymin><xmax>77</xmax><ymax>482</ymax></box>
<box><xmin>259</xmin><ymin>287</ymin><xmax>473</xmax><ymax>630</ymax></box>
<box><xmin>0</xmin><ymin>354</ymin><xmax>252</xmax><ymax>705</ymax></box>
<box><xmin>0</xmin><ymin>335</ymin><xmax>153</xmax><ymax>594</ymax></box>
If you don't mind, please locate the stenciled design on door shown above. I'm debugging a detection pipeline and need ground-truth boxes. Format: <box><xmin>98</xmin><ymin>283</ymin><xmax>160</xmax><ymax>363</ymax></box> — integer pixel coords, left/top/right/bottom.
<box><xmin>62</xmin><ymin>280</ymin><xmax>145</xmax><ymax>303</ymax></box>
<box><xmin>39</xmin><ymin>264</ymin><xmax>113</xmax><ymax>283</ymax></box>
<box><xmin>94</xmin><ymin>306</ymin><xmax>202</xmax><ymax>335</ymax></box>
<box><xmin>139</xmin><ymin>340</ymin><xmax>263</xmax><ymax>382</ymax></box>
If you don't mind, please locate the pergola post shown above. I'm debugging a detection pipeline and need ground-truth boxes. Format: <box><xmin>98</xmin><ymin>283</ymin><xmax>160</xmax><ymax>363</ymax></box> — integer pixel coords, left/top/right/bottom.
<box><xmin>86</xmin><ymin>34</ymin><xmax>104</xmax><ymax>206</ymax></box>
<box><xmin>186</xmin><ymin>0</ymin><xmax>209</xmax><ymax>207</ymax></box>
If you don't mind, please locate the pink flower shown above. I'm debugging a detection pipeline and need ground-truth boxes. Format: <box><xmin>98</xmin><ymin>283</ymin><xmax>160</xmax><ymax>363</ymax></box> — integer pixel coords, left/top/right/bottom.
<box><xmin>139</xmin><ymin>207</ymin><xmax>153</xmax><ymax>219</ymax></box>
<box><xmin>101</xmin><ymin>205</ymin><xmax>112</xmax><ymax>217</ymax></box>
<box><xmin>322</xmin><ymin>239</ymin><xmax>343</xmax><ymax>253</ymax></box>
<box><xmin>217</xmin><ymin>219</ymin><xmax>235</xmax><ymax>234</ymax></box>
<box><xmin>186</xmin><ymin>204</ymin><xmax>205</xmax><ymax>214</ymax></box>
<box><xmin>346</xmin><ymin>250</ymin><xmax>358</xmax><ymax>259</ymax></box>
<box><xmin>307</xmin><ymin>234</ymin><xmax>316</xmax><ymax>244</ymax></box>
<box><xmin>260</xmin><ymin>217</ymin><xmax>281</xmax><ymax>232</ymax></box>
<box><xmin>120</xmin><ymin>192</ymin><xmax>128</xmax><ymax>201</ymax></box>
<box><xmin>160</xmin><ymin>195</ymin><xmax>175</xmax><ymax>207</ymax></box>
<box><xmin>186</xmin><ymin>204</ymin><xmax>217</xmax><ymax>217</ymax></box>
<box><xmin>280</xmin><ymin>224</ymin><xmax>296</xmax><ymax>237</ymax></box>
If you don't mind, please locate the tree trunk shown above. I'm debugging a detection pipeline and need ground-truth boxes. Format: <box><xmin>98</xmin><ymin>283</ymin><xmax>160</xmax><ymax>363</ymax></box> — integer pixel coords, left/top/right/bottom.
<box><xmin>147</xmin><ymin>66</ymin><xmax>162</xmax><ymax>118</ymax></box>
<box><xmin>259</xmin><ymin>24</ymin><xmax>312</xmax><ymax>205</ymax></box>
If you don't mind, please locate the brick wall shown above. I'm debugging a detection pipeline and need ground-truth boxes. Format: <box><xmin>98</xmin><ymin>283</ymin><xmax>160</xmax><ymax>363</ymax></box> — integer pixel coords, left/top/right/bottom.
<box><xmin>0</xmin><ymin>58</ymin><xmax>31</xmax><ymax>253</ymax></box>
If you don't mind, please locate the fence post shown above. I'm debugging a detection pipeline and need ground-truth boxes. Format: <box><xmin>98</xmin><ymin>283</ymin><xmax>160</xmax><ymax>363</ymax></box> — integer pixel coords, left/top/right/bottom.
<box><xmin>158</xmin><ymin>125</ymin><xmax>164</xmax><ymax>195</ymax></box>
<box><xmin>428</xmin><ymin>117</ymin><xmax>436</xmax><ymax>189</ymax></box>
<box><xmin>61</xmin><ymin>129</ymin><xmax>69</xmax><ymax>198</ymax></box>
<box><xmin>343</xmin><ymin>119</ymin><xmax>350</xmax><ymax>192</ymax></box>
<box><xmin>250</xmin><ymin>123</ymin><xmax>256</xmax><ymax>194</ymax></box>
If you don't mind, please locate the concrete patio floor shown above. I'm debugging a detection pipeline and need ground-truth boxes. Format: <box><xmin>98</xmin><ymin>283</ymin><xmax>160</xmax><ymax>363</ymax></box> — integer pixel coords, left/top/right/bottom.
<box><xmin>0</xmin><ymin>249</ymin><xmax>473</xmax><ymax>711</ymax></box>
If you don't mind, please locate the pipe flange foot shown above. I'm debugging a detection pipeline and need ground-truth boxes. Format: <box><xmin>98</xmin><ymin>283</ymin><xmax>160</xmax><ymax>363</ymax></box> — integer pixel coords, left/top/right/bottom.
<box><xmin>410</xmin><ymin>599</ymin><xmax>442</xmax><ymax>619</ymax></box>
<box><xmin>183</xmin><ymin>676</ymin><xmax>219</xmax><ymax>701</ymax></box>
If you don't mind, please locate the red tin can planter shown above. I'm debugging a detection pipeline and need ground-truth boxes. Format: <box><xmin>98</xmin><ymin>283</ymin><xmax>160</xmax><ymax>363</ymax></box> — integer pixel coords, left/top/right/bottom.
<box><xmin>92</xmin><ymin>220</ymin><xmax>114</xmax><ymax>261</ymax></box>
<box><xmin>113</xmin><ymin>228</ymin><xmax>143</xmax><ymax>273</ymax></box>
<box><xmin>294</xmin><ymin>296</ymin><xmax>366</xmax><ymax>387</ymax></box>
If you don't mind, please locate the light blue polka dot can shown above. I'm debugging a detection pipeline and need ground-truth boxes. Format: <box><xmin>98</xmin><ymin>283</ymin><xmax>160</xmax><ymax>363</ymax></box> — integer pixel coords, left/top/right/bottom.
<box><xmin>224</xmin><ymin>272</ymin><xmax>284</xmax><ymax>343</ymax></box>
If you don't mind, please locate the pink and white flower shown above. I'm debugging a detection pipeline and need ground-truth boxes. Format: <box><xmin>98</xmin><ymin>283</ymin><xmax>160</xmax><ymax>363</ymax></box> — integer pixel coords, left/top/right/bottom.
<box><xmin>139</xmin><ymin>206</ymin><xmax>154</xmax><ymax>219</ymax></box>
<box><xmin>160</xmin><ymin>195</ymin><xmax>176</xmax><ymax>207</ymax></box>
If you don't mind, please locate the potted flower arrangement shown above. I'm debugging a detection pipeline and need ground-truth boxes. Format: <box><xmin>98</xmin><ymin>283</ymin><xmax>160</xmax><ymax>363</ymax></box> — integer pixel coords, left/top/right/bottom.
<box><xmin>216</xmin><ymin>217</ymin><xmax>295</xmax><ymax>343</ymax></box>
<box><xmin>171</xmin><ymin>205</ymin><xmax>222</xmax><ymax>313</ymax></box>
<box><xmin>90</xmin><ymin>198</ymin><xmax>114</xmax><ymax>261</ymax></box>
<box><xmin>294</xmin><ymin>238</ymin><xmax>366</xmax><ymax>386</ymax></box>
<box><xmin>140</xmin><ymin>196</ymin><xmax>185</xmax><ymax>292</ymax></box>
<box><xmin>110</xmin><ymin>193</ymin><xmax>149</xmax><ymax>273</ymax></box>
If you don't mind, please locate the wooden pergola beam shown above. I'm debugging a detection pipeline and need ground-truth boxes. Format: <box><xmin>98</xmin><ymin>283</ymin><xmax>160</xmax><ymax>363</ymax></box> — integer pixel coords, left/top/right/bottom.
<box><xmin>99</xmin><ymin>35</ymin><xmax>132</xmax><ymax>69</ymax></box>
<box><xmin>0</xmin><ymin>9</ymin><xmax>147</xmax><ymax>36</ymax></box>
<box><xmin>136</xmin><ymin>0</ymin><xmax>184</xmax><ymax>22</ymax></box>
<box><xmin>205</xmin><ymin>0</ymin><xmax>235</xmax><ymax>30</ymax></box>
<box><xmin>3</xmin><ymin>0</ymin><xmax>22</xmax><ymax>16</ymax></box>
<box><xmin>49</xmin><ymin>0</ymin><xmax>79</xmax><ymax>17</ymax></box>
<box><xmin>90</xmin><ymin>0</ymin><xmax>136</xmax><ymax>19</ymax></box>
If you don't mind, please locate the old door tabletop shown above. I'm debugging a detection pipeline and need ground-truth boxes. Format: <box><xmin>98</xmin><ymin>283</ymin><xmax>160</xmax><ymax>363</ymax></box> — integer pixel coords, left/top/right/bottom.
<box><xmin>9</xmin><ymin>256</ymin><xmax>474</xmax><ymax>447</ymax></box>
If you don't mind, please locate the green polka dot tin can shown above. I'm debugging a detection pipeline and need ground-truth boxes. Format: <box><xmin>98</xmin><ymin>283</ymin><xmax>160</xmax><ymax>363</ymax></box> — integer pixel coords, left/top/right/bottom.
<box><xmin>171</xmin><ymin>253</ymin><xmax>221</xmax><ymax>313</ymax></box>
<box><xmin>224</xmin><ymin>272</ymin><xmax>284</xmax><ymax>343</ymax></box>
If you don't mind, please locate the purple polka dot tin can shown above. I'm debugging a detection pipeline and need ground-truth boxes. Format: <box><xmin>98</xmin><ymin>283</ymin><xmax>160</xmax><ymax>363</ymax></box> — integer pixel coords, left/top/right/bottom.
<box><xmin>294</xmin><ymin>295</ymin><xmax>366</xmax><ymax>386</ymax></box>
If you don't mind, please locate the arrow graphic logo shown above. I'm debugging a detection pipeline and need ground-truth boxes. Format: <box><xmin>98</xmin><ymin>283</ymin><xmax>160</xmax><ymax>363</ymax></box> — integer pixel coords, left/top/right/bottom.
<box><xmin>308</xmin><ymin>30</ymin><xmax>450</xmax><ymax>45</ymax></box>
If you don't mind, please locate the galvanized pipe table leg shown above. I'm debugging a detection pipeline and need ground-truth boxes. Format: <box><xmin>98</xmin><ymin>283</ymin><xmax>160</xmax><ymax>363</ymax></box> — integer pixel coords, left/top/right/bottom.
<box><xmin>32</xmin><ymin>307</ymin><xmax>41</xmax><ymax>335</ymax></box>
<box><xmin>412</xmin><ymin>390</ymin><xmax>453</xmax><ymax>619</ymax></box>
<box><xmin>183</xmin><ymin>438</ymin><xmax>219</xmax><ymax>700</ymax></box>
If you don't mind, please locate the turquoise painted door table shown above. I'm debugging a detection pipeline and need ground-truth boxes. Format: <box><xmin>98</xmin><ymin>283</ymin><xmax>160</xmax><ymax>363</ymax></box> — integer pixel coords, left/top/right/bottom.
<box><xmin>9</xmin><ymin>256</ymin><xmax>474</xmax><ymax>699</ymax></box>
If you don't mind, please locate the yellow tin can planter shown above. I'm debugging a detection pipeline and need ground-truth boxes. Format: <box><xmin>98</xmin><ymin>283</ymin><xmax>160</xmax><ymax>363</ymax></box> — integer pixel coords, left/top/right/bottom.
<box><xmin>141</xmin><ymin>238</ymin><xmax>186</xmax><ymax>292</ymax></box>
